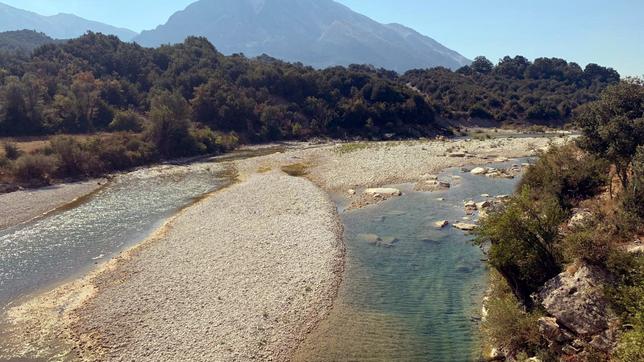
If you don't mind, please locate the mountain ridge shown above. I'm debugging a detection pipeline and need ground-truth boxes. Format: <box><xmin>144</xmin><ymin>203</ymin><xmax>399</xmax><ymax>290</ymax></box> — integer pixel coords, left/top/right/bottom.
<box><xmin>0</xmin><ymin>2</ymin><xmax>137</xmax><ymax>41</ymax></box>
<box><xmin>134</xmin><ymin>0</ymin><xmax>470</xmax><ymax>71</ymax></box>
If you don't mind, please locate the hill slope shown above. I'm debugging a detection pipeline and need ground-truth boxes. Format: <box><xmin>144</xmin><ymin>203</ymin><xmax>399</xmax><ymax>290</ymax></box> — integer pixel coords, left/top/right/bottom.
<box><xmin>0</xmin><ymin>30</ymin><xmax>60</xmax><ymax>53</ymax></box>
<box><xmin>0</xmin><ymin>2</ymin><xmax>137</xmax><ymax>41</ymax></box>
<box><xmin>134</xmin><ymin>0</ymin><xmax>470</xmax><ymax>72</ymax></box>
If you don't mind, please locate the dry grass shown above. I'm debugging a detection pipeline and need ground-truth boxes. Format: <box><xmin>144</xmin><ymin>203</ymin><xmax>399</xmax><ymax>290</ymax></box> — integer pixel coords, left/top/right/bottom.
<box><xmin>281</xmin><ymin>163</ymin><xmax>310</xmax><ymax>177</ymax></box>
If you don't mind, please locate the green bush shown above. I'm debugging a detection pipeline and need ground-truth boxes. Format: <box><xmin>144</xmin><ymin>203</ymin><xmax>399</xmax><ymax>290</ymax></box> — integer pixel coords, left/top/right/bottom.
<box><xmin>621</xmin><ymin>146</ymin><xmax>644</xmax><ymax>220</ymax></box>
<box><xmin>86</xmin><ymin>134</ymin><xmax>156</xmax><ymax>171</ymax></box>
<box><xmin>475</xmin><ymin>187</ymin><xmax>565</xmax><ymax>306</ymax></box>
<box><xmin>49</xmin><ymin>135</ymin><xmax>102</xmax><ymax>177</ymax></box>
<box><xmin>607</xmin><ymin>252</ymin><xmax>644</xmax><ymax>361</ymax></box>
<box><xmin>11</xmin><ymin>154</ymin><xmax>58</xmax><ymax>185</ymax></box>
<box><xmin>520</xmin><ymin>143</ymin><xmax>609</xmax><ymax>208</ymax></box>
<box><xmin>108</xmin><ymin>110</ymin><xmax>144</xmax><ymax>132</ymax></box>
<box><xmin>561</xmin><ymin>227</ymin><xmax>613</xmax><ymax>265</ymax></box>
<box><xmin>482</xmin><ymin>272</ymin><xmax>543</xmax><ymax>358</ymax></box>
<box><xmin>3</xmin><ymin>142</ymin><xmax>21</xmax><ymax>160</ymax></box>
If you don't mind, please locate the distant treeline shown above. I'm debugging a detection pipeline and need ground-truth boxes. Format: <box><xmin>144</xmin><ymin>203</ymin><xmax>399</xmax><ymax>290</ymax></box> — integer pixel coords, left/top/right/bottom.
<box><xmin>0</xmin><ymin>32</ymin><xmax>622</xmax><ymax>142</ymax></box>
<box><xmin>402</xmin><ymin>56</ymin><xmax>620</xmax><ymax>125</ymax></box>
<box><xmin>0</xmin><ymin>32</ymin><xmax>436</xmax><ymax>145</ymax></box>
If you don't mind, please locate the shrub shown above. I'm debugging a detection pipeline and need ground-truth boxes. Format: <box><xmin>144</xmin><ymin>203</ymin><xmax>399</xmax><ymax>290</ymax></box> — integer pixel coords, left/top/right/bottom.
<box><xmin>520</xmin><ymin>143</ymin><xmax>609</xmax><ymax>208</ymax></box>
<box><xmin>475</xmin><ymin>187</ymin><xmax>565</xmax><ymax>306</ymax></box>
<box><xmin>86</xmin><ymin>134</ymin><xmax>156</xmax><ymax>171</ymax></box>
<box><xmin>214</xmin><ymin>131</ymin><xmax>240</xmax><ymax>151</ymax></box>
<box><xmin>561</xmin><ymin>227</ymin><xmax>613</xmax><ymax>265</ymax></box>
<box><xmin>607</xmin><ymin>252</ymin><xmax>644</xmax><ymax>362</ymax></box>
<box><xmin>482</xmin><ymin>272</ymin><xmax>543</xmax><ymax>358</ymax></box>
<box><xmin>3</xmin><ymin>142</ymin><xmax>21</xmax><ymax>160</ymax></box>
<box><xmin>108</xmin><ymin>110</ymin><xmax>144</xmax><ymax>132</ymax></box>
<box><xmin>50</xmin><ymin>135</ymin><xmax>103</xmax><ymax>177</ymax></box>
<box><xmin>11</xmin><ymin>154</ymin><xmax>58</xmax><ymax>185</ymax></box>
<box><xmin>621</xmin><ymin>146</ymin><xmax>644</xmax><ymax>220</ymax></box>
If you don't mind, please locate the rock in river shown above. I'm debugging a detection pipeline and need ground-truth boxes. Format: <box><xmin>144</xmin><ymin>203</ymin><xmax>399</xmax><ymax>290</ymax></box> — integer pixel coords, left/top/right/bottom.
<box><xmin>434</xmin><ymin>220</ymin><xmax>449</xmax><ymax>228</ymax></box>
<box><xmin>471</xmin><ymin>167</ymin><xmax>488</xmax><ymax>175</ymax></box>
<box><xmin>453</xmin><ymin>223</ymin><xmax>478</xmax><ymax>231</ymax></box>
<box><xmin>364</xmin><ymin>188</ymin><xmax>402</xmax><ymax>197</ymax></box>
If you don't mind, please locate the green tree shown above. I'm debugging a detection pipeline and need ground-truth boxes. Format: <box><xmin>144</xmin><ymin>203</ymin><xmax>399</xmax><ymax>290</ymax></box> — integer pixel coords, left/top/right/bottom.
<box><xmin>575</xmin><ymin>78</ymin><xmax>644</xmax><ymax>188</ymax></box>
<box><xmin>475</xmin><ymin>188</ymin><xmax>565</xmax><ymax>307</ymax></box>
<box><xmin>471</xmin><ymin>56</ymin><xmax>494</xmax><ymax>74</ymax></box>
<box><xmin>146</xmin><ymin>91</ymin><xmax>196</xmax><ymax>158</ymax></box>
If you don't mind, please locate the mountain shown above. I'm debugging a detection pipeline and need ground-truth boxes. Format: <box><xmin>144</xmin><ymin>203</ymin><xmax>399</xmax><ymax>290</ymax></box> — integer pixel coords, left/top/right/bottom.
<box><xmin>0</xmin><ymin>30</ymin><xmax>60</xmax><ymax>53</ymax></box>
<box><xmin>134</xmin><ymin>0</ymin><xmax>470</xmax><ymax>72</ymax></box>
<box><xmin>0</xmin><ymin>2</ymin><xmax>137</xmax><ymax>41</ymax></box>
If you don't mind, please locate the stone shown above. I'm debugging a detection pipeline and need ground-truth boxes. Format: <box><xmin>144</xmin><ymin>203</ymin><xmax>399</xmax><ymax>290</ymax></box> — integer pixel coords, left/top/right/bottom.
<box><xmin>453</xmin><ymin>223</ymin><xmax>477</xmax><ymax>231</ymax></box>
<box><xmin>476</xmin><ymin>201</ymin><xmax>492</xmax><ymax>210</ymax></box>
<box><xmin>539</xmin><ymin>317</ymin><xmax>574</xmax><ymax>343</ymax></box>
<box><xmin>414</xmin><ymin>180</ymin><xmax>450</xmax><ymax>192</ymax></box>
<box><xmin>471</xmin><ymin>167</ymin><xmax>488</xmax><ymax>175</ymax></box>
<box><xmin>538</xmin><ymin>263</ymin><xmax>613</xmax><ymax>336</ymax></box>
<box><xmin>481</xmin><ymin>194</ymin><xmax>490</xmax><ymax>198</ymax></box>
<box><xmin>364</xmin><ymin>188</ymin><xmax>401</xmax><ymax>197</ymax></box>
<box><xmin>357</xmin><ymin>233</ymin><xmax>381</xmax><ymax>244</ymax></box>
<box><xmin>568</xmin><ymin>209</ymin><xmax>593</xmax><ymax>229</ymax></box>
<box><xmin>448</xmin><ymin>152</ymin><xmax>466</xmax><ymax>158</ymax></box>
<box><xmin>421</xmin><ymin>174</ymin><xmax>439</xmax><ymax>180</ymax></box>
<box><xmin>436</xmin><ymin>198</ymin><xmax>445</xmax><ymax>201</ymax></box>
<box><xmin>347</xmin><ymin>189</ymin><xmax>356</xmax><ymax>196</ymax></box>
<box><xmin>495</xmin><ymin>157</ymin><xmax>509</xmax><ymax>162</ymax></box>
<box><xmin>434</xmin><ymin>220</ymin><xmax>449</xmax><ymax>228</ymax></box>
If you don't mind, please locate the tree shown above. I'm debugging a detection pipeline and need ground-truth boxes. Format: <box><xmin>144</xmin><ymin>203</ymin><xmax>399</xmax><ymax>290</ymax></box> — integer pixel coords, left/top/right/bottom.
<box><xmin>475</xmin><ymin>188</ymin><xmax>565</xmax><ymax>307</ymax></box>
<box><xmin>575</xmin><ymin>78</ymin><xmax>644</xmax><ymax>188</ymax></box>
<box><xmin>146</xmin><ymin>91</ymin><xmax>196</xmax><ymax>158</ymax></box>
<box><xmin>471</xmin><ymin>56</ymin><xmax>494</xmax><ymax>74</ymax></box>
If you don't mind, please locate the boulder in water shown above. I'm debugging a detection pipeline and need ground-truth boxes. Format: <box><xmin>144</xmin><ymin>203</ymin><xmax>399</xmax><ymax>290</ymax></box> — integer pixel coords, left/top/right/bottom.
<box><xmin>471</xmin><ymin>167</ymin><xmax>488</xmax><ymax>175</ymax></box>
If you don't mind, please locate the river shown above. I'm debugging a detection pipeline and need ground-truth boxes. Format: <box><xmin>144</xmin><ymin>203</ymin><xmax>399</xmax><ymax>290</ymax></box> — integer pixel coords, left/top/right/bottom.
<box><xmin>294</xmin><ymin>159</ymin><xmax>527</xmax><ymax>361</ymax></box>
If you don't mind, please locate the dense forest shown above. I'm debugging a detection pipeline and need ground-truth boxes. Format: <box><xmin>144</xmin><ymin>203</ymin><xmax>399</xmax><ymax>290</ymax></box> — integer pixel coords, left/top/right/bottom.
<box><xmin>0</xmin><ymin>32</ymin><xmax>622</xmax><ymax>188</ymax></box>
<box><xmin>0</xmin><ymin>32</ymin><xmax>435</xmax><ymax>142</ymax></box>
<box><xmin>0</xmin><ymin>30</ymin><xmax>59</xmax><ymax>54</ymax></box>
<box><xmin>403</xmin><ymin>56</ymin><xmax>621</xmax><ymax>125</ymax></box>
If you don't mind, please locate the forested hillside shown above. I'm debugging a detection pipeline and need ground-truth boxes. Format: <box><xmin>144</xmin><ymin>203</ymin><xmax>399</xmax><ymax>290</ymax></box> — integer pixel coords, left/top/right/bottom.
<box><xmin>0</xmin><ymin>33</ymin><xmax>622</xmax><ymax>188</ymax></box>
<box><xmin>0</xmin><ymin>30</ymin><xmax>59</xmax><ymax>54</ymax></box>
<box><xmin>403</xmin><ymin>56</ymin><xmax>620</xmax><ymax>125</ymax></box>
<box><xmin>0</xmin><ymin>32</ymin><xmax>435</xmax><ymax>141</ymax></box>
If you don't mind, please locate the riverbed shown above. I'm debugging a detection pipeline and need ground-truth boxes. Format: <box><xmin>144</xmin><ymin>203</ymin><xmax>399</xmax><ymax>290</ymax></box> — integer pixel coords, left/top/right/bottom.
<box><xmin>0</xmin><ymin>137</ymin><xmax>558</xmax><ymax>361</ymax></box>
<box><xmin>294</xmin><ymin>160</ymin><xmax>527</xmax><ymax>361</ymax></box>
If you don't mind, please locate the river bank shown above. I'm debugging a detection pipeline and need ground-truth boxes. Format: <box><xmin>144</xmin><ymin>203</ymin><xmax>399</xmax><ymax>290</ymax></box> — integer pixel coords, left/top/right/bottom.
<box><xmin>1</xmin><ymin>135</ymin><xmax>567</xmax><ymax>361</ymax></box>
<box><xmin>0</xmin><ymin>179</ymin><xmax>106</xmax><ymax>230</ymax></box>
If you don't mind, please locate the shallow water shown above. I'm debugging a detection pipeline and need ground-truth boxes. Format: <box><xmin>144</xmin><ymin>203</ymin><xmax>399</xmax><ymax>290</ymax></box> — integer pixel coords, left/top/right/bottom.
<box><xmin>295</xmin><ymin>160</ymin><xmax>528</xmax><ymax>362</ymax></box>
<box><xmin>0</xmin><ymin>148</ymin><xmax>285</xmax><ymax>310</ymax></box>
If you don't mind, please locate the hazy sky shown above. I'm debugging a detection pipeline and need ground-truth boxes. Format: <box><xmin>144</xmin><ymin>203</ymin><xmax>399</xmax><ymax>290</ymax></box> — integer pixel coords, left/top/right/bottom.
<box><xmin>2</xmin><ymin>0</ymin><xmax>642</xmax><ymax>76</ymax></box>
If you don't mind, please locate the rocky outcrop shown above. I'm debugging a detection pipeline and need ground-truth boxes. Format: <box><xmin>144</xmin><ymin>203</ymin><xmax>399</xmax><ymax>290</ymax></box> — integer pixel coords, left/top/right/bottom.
<box><xmin>538</xmin><ymin>264</ymin><xmax>612</xmax><ymax>336</ymax></box>
<box><xmin>535</xmin><ymin>263</ymin><xmax>618</xmax><ymax>357</ymax></box>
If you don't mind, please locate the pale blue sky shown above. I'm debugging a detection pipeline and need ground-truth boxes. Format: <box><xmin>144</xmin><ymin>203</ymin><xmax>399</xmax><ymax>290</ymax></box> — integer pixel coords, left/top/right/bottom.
<box><xmin>2</xmin><ymin>0</ymin><xmax>642</xmax><ymax>76</ymax></box>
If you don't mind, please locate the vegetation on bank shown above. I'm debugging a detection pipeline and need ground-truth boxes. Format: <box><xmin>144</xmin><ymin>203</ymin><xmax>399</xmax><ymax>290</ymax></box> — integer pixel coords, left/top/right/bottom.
<box><xmin>475</xmin><ymin>79</ymin><xmax>643</xmax><ymax>361</ymax></box>
<box><xmin>0</xmin><ymin>32</ymin><xmax>620</xmax><ymax>189</ymax></box>
<box><xmin>403</xmin><ymin>56</ymin><xmax>620</xmax><ymax>125</ymax></box>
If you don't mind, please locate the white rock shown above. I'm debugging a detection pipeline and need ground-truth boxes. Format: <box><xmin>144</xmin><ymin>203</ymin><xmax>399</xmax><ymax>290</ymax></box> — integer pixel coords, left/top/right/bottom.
<box><xmin>364</xmin><ymin>188</ymin><xmax>401</xmax><ymax>197</ymax></box>
<box><xmin>471</xmin><ymin>167</ymin><xmax>488</xmax><ymax>175</ymax></box>
<box><xmin>434</xmin><ymin>220</ymin><xmax>449</xmax><ymax>228</ymax></box>
<box><xmin>454</xmin><ymin>223</ymin><xmax>478</xmax><ymax>231</ymax></box>
<box><xmin>347</xmin><ymin>189</ymin><xmax>356</xmax><ymax>196</ymax></box>
<box><xmin>476</xmin><ymin>201</ymin><xmax>491</xmax><ymax>210</ymax></box>
<box><xmin>481</xmin><ymin>194</ymin><xmax>490</xmax><ymax>198</ymax></box>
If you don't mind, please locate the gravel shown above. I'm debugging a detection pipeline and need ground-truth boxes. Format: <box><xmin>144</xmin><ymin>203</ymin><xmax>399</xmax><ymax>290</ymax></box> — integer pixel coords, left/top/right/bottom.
<box><xmin>65</xmin><ymin>172</ymin><xmax>344</xmax><ymax>361</ymax></box>
<box><xmin>0</xmin><ymin>180</ymin><xmax>105</xmax><ymax>230</ymax></box>
<box><xmin>2</xmin><ymin>136</ymin><xmax>567</xmax><ymax>360</ymax></box>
